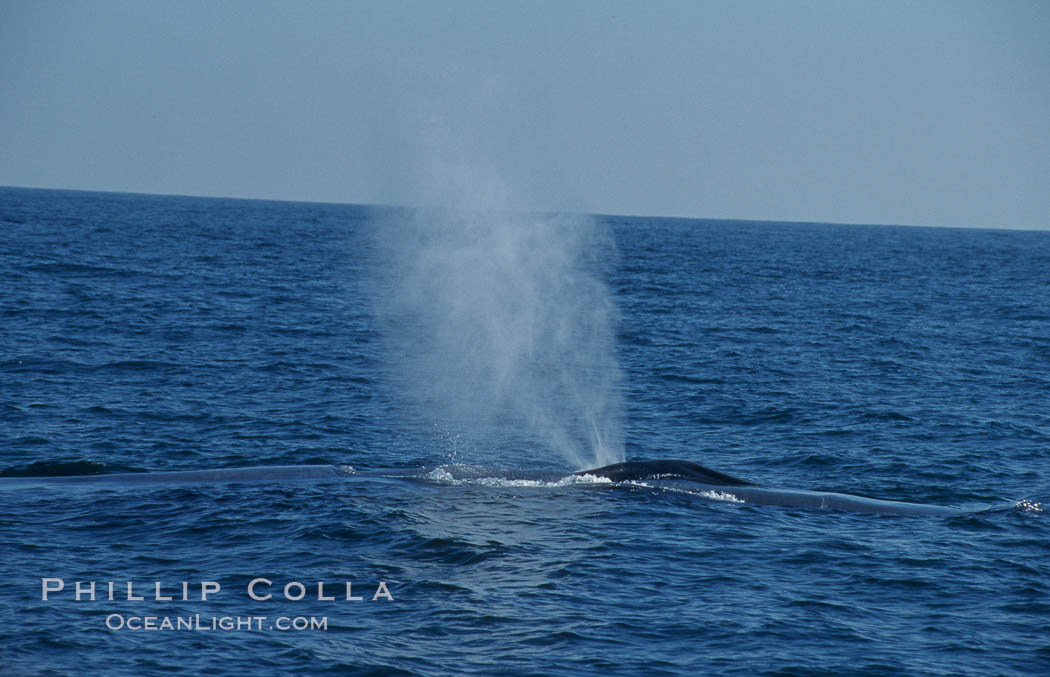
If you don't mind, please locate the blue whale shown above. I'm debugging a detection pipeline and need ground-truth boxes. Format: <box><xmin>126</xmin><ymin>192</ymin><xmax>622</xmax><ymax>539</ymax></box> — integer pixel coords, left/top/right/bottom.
<box><xmin>0</xmin><ymin>459</ymin><xmax>973</xmax><ymax>516</ymax></box>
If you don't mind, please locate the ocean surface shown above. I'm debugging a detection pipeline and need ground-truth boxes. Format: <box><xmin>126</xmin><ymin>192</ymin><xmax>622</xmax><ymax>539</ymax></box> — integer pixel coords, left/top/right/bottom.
<box><xmin>1</xmin><ymin>186</ymin><xmax>1048</xmax><ymax>676</ymax></box>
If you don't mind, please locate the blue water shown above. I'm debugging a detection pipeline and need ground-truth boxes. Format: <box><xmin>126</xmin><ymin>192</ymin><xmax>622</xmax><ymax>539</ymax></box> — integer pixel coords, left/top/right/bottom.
<box><xmin>1</xmin><ymin>186</ymin><xmax>1048</xmax><ymax>675</ymax></box>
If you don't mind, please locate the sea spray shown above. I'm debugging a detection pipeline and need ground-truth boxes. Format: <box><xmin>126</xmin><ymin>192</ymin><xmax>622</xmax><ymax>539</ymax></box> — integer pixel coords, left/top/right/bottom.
<box><xmin>371</xmin><ymin>200</ymin><xmax>624</xmax><ymax>470</ymax></box>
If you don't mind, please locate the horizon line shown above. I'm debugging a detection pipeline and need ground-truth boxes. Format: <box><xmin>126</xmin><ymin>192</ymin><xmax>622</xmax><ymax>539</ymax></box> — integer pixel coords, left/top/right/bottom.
<box><xmin>2</xmin><ymin>183</ymin><xmax>1045</xmax><ymax>233</ymax></box>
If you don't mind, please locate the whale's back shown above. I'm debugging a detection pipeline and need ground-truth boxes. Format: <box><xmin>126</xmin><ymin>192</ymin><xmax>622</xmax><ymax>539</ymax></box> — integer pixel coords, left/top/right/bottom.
<box><xmin>578</xmin><ymin>459</ymin><xmax>756</xmax><ymax>486</ymax></box>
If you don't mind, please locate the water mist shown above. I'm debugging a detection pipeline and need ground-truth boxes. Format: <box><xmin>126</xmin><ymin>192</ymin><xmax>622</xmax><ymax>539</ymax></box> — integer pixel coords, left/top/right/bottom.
<box><xmin>372</xmin><ymin>161</ymin><xmax>624</xmax><ymax>470</ymax></box>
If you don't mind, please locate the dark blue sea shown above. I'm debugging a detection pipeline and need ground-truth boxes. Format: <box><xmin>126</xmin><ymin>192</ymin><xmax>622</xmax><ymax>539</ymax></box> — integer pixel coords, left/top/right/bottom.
<box><xmin>1</xmin><ymin>186</ymin><xmax>1048</xmax><ymax>676</ymax></box>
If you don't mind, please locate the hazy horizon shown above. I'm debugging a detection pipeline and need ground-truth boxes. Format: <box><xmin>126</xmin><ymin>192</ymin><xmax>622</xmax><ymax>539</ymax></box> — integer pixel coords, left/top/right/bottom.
<box><xmin>4</xmin><ymin>182</ymin><xmax>1046</xmax><ymax>234</ymax></box>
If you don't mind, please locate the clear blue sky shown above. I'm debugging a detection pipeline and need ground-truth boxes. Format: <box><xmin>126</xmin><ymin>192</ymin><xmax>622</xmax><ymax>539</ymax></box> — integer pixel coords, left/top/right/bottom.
<box><xmin>2</xmin><ymin>0</ymin><xmax>1047</xmax><ymax>229</ymax></box>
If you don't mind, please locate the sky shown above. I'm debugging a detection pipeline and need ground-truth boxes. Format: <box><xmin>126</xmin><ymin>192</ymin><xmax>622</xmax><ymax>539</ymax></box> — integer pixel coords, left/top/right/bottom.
<box><xmin>1</xmin><ymin>0</ymin><xmax>1047</xmax><ymax>229</ymax></box>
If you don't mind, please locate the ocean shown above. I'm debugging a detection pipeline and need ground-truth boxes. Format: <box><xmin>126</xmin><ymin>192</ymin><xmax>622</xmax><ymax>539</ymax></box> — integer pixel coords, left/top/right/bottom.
<box><xmin>1</xmin><ymin>186</ymin><xmax>1047</xmax><ymax>675</ymax></box>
